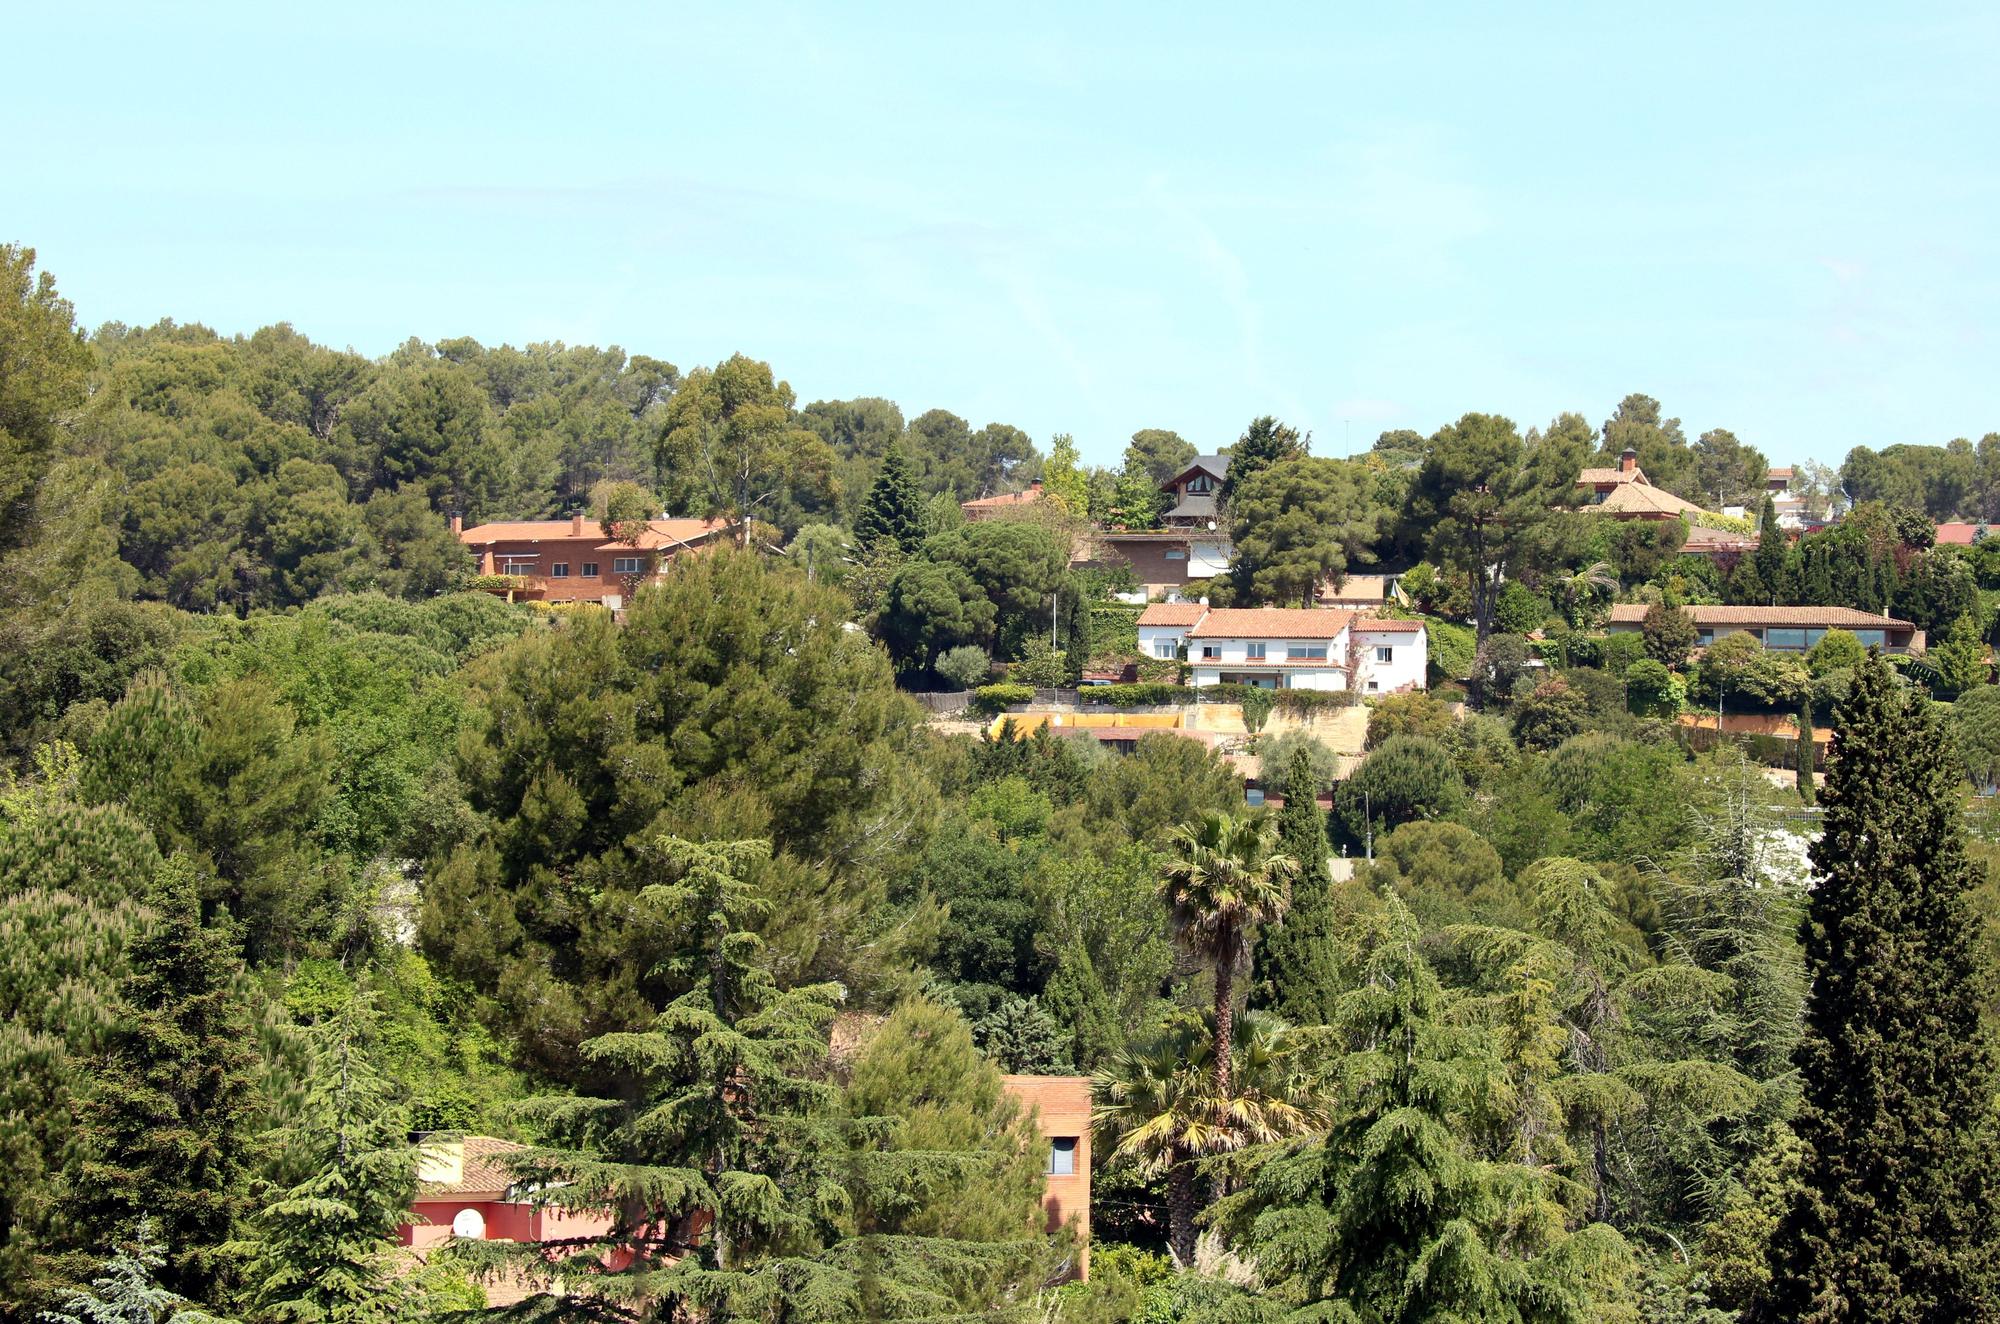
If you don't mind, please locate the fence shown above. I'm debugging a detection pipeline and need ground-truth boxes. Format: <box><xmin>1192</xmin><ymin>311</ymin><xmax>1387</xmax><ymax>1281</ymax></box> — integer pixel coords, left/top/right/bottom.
<box><xmin>909</xmin><ymin>690</ymin><xmax>974</xmax><ymax>714</ymax></box>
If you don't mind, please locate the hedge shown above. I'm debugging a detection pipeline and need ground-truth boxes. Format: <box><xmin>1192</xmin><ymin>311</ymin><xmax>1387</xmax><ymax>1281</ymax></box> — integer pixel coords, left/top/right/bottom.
<box><xmin>971</xmin><ymin>683</ymin><xmax>1035</xmax><ymax>716</ymax></box>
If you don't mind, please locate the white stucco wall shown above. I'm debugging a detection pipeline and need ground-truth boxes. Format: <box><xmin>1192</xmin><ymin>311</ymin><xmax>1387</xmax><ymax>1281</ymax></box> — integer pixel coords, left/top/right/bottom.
<box><xmin>1137</xmin><ymin>623</ymin><xmax>1190</xmax><ymax>661</ymax></box>
<box><xmin>1352</xmin><ymin>626</ymin><xmax>1427</xmax><ymax>693</ymax></box>
<box><xmin>1187</xmin><ymin>627</ymin><xmax>1351</xmax><ymax>690</ymax></box>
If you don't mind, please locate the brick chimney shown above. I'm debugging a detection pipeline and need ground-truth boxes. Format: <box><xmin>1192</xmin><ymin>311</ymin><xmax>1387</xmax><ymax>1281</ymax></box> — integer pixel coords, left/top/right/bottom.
<box><xmin>1619</xmin><ymin>448</ymin><xmax>1638</xmax><ymax>475</ymax></box>
<box><xmin>571</xmin><ymin>513</ymin><xmax>586</xmax><ymax>535</ymax></box>
<box><xmin>1028</xmin><ymin>480</ymin><xmax>1043</xmax><ymax>493</ymax></box>
<box><xmin>450</xmin><ymin>512</ymin><xmax>463</xmax><ymax>535</ymax></box>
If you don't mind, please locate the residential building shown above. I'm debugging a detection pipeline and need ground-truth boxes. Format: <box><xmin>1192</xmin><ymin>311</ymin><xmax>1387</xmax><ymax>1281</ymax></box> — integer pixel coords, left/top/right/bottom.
<box><xmin>1678</xmin><ymin>524</ymin><xmax>1760</xmax><ymax>559</ymax></box>
<box><xmin>1182</xmin><ymin>607</ymin><xmax>1427</xmax><ymax>692</ymax></box>
<box><xmin>399</xmin><ymin>1075</ymin><xmax>1095</xmax><ymax>1285</ymax></box>
<box><xmin>400</xmin><ymin>1136</ymin><xmax>617</xmax><ymax>1306</ymax></box>
<box><xmin>1605</xmin><ymin>604</ymin><xmax>1922</xmax><ymax>653</ymax></box>
<box><xmin>456</xmin><ymin>514</ymin><xmax>729</xmax><ymax>609</ymax></box>
<box><xmin>1573</xmin><ymin>450</ymin><xmax>1707</xmax><ymax>520</ymax></box>
<box><xmin>1001</xmin><ymin>1074</ymin><xmax>1093</xmax><ymax>1279</ymax></box>
<box><xmin>1078</xmin><ymin>455</ymin><xmax>1234</xmax><ymax>598</ymax></box>
<box><xmin>1159</xmin><ymin>455</ymin><xmax>1229</xmax><ymax>528</ymax></box>
<box><xmin>1766</xmin><ymin>467</ymin><xmax>1794</xmax><ymax>493</ymax></box>
<box><xmin>1934</xmin><ymin>522</ymin><xmax>1993</xmax><ymax>547</ymax></box>
<box><xmin>1137</xmin><ymin>601</ymin><xmax>1206</xmax><ymax>660</ymax></box>
<box><xmin>961</xmin><ymin>480</ymin><xmax>1045</xmax><ymax>521</ymax></box>
<box><xmin>1316</xmin><ymin>571</ymin><xmax>1408</xmax><ymax>611</ymax></box>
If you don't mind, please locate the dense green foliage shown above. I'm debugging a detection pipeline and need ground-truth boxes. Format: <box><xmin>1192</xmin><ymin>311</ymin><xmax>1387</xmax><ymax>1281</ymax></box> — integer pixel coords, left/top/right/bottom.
<box><xmin>6</xmin><ymin>244</ymin><xmax>2000</xmax><ymax>1324</ymax></box>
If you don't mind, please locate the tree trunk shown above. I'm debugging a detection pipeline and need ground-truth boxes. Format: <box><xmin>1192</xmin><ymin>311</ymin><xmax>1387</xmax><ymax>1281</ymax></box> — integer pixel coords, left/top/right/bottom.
<box><xmin>1213</xmin><ymin>960</ymin><xmax>1234</xmax><ymax>1104</ymax></box>
<box><xmin>1167</xmin><ymin>1156</ymin><xmax>1198</xmax><ymax>1267</ymax></box>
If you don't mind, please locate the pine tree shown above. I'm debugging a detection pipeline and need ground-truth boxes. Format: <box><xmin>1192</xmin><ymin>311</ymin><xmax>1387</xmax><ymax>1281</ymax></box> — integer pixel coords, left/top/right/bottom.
<box><xmin>454</xmin><ymin>836</ymin><xmax>1061</xmax><ymax>1320</ymax></box>
<box><xmin>1252</xmin><ymin>749</ymin><xmax>1339</xmax><ymax>1026</ymax></box>
<box><xmin>1764</xmin><ymin>652</ymin><xmax>2000</xmax><ymax>1320</ymax></box>
<box><xmin>1231</xmin><ymin>894</ymin><xmax>1630</xmax><ymax>1318</ymax></box>
<box><xmin>39</xmin><ymin>1218</ymin><xmax>226</xmax><ymax>1324</ymax></box>
<box><xmin>63</xmin><ymin>855</ymin><xmax>258</xmax><ymax>1310</ymax></box>
<box><xmin>853</xmin><ymin>443</ymin><xmax>923</xmax><ymax>556</ymax></box>
<box><xmin>240</xmin><ymin>1001</ymin><xmax>424</xmax><ymax>1324</ymax></box>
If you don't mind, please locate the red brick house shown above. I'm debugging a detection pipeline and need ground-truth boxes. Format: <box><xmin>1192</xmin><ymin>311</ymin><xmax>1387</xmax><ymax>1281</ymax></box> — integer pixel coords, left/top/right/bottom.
<box><xmin>454</xmin><ymin>514</ymin><xmax>730</xmax><ymax>608</ymax></box>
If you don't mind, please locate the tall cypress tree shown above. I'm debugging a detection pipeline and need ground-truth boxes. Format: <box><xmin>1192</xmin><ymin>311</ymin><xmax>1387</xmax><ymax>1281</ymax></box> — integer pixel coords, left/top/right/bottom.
<box><xmin>63</xmin><ymin>855</ymin><xmax>258</xmax><ymax>1310</ymax></box>
<box><xmin>1754</xmin><ymin>491</ymin><xmax>1786</xmax><ymax>602</ymax></box>
<box><xmin>1252</xmin><ymin>749</ymin><xmax>1339</xmax><ymax>1025</ymax></box>
<box><xmin>1763</xmin><ymin>653</ymin><xmax>2000</xmax><ymax>1320</ymax></box>
<box><xmin>853</xmin><ymin>443</ymin><xmax>924</xmax><ymax>556</ymax></box>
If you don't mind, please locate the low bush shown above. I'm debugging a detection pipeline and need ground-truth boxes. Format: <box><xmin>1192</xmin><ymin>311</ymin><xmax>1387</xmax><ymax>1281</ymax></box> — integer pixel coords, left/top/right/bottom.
<box><xmin>971</xmin><ymin>683</ymin><xmax>1035</xmax><ymax>715</ymax></box>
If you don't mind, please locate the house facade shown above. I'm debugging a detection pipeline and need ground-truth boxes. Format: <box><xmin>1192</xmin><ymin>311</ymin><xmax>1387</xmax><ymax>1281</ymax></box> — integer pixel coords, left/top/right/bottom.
<box><xmin>1605</xmin><ymin>604</ymin><xmax>1922</xmax><ymax>653</ymax></box>
<box><xmin>398</xmin><ymin>1074</ymin><xmax>1096</xmax><ymax>1286</ymax></box>
<box><xmin>1001</xmin><ymin>1074</ymin><xmax>1093</xmax><ymax>1278</ymax></box>
<box><xmin>1573</xmin><ymin>451</ymin><xmax>1706</xmax><ymax>521</ymax></box>
<box><xmin>1179</xmin><ymin>607</ymin><xmax>1428</xmax><ymax>692</ymax></box>
<box><xmin>455</xmin><ymin>514</ymin><xmax>729</xmax><ymax>608</ymax></box>
<box><xmin>1137</xmin><ymin>601</ymin><xmax>1206</xmax><ymax>660</ymax></box>
<box><xmin>1078</xmin><ymin>455</ymin><xmax>1235</xmax><ymax>598</ymax></box>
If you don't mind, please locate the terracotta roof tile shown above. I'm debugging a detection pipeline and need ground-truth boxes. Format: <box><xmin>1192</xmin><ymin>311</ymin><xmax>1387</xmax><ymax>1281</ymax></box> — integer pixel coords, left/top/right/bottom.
<box><xmin>961</xmin><ymin>485</ymin><xmax>1044</xmax><ymax>510</ymax></box>
<box><xmin>1352</xmin><ymin>618</ymin><xmax>1425</xmax><ymax>633</ymax></box>
<box><xmin>1137</xmin><ymin>603</ymin><xmax>1206</xmax><ymax>626</ymax></box>
<box><xmin>1577</xmin><ymin>467</ymin><xmax>1646</xmax><ymax>486</ymax></box>
<box><xmin>1606</xmin><ymin>604</ymin><xmax>1913</xmax><ymax>628</ymax></box>
<box><xmin>1592</xmin><ymin>483</ymin><xmax>1706</xmax><ymax>517</ymax></box>
<box><xmin>1188</xmin><ymin>608</ymin><xmax>1353</xmax><ymax>640</ymax></box>
<box><xmin>417</xmin><ymin>1136</ymin><xmax>524</xmax><ymax>1198</ymax></box>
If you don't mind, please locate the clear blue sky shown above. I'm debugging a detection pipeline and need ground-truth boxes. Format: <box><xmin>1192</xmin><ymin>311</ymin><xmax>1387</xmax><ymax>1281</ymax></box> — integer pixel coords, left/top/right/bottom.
<box><xmin>9</xmin><ymin>2</ymin><xmax>1997</xmax><ymax>468</ymax></box>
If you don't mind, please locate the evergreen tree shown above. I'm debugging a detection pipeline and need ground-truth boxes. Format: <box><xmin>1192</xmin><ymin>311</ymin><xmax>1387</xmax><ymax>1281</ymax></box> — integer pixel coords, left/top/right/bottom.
<box><xmin>1754</xmin><ymin>493</ymin><xmax>1786</xmax><ymax>597</ymax></box>
<box><xmin>1059</xmin><ymin>577</ymin><xmax>1091</xmax><ymax>686</ymax></box>
<box><xmin>1228</xmin><ymin>895</ymin><xmax>1630</xmax><ymax>1319</ymax></box>
<box><xmin>1764</xmin><ymin>652</ymin><xmax>2000</xmax><ymax>1320</ymax></box>
<box><xmin>239</xmin><ymin>1001</ymin><xmax>425</xmax><ymax>1324</ymax></box>
<box><xmin>1931</xmin><ymin>612</ymin><xmax>1987</xmax><ymax>696</ymax></box>
<box><xmin>455</xmin><ymin>836</ymin><xmax>1059</xmax><ymax>1320</ymax></box>
<box><xmin>39</xmin><ymin>1218</ymin><xmax>225</xmax><ymax>1324</ymax></box>
<box><xmin>852</xmin><ymin>443</ymin><xmax>923</xmax><ymax>556</ymax></box>
<box><xmin>1252</xmin><ymin>749</ymin><xmax>1339</xmax><ymax>1026</ymax></box>
<box><xmin>61</xmin><ymin>856</ymin><xmax>258</xmax><ymax>1311</ymax></box>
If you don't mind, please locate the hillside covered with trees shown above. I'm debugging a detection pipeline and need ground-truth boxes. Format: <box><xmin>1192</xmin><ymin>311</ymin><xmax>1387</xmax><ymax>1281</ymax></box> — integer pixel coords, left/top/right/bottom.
<box><xmin>6</xmin><ymin>242</ymin><xmax>2000</xmax><ymax>1323</ymax></box>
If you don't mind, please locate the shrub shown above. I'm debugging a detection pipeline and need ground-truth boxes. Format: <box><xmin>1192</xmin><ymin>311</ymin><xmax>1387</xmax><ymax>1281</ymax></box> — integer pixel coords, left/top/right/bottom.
<box><xmin>971</xmin><ymin>683</ymin><xmax>1034</xmax><ymax>716</ymax></box>
<box><xmin>1807</xmin><ymin>628</ymin><xmax>1864</xmax><ymax>677</ymax></box>
<box><xmin>1424</xmin><ymin>618</ymin><xmax>1476</xmax><ymax>686</ymax></box>
<box><xmin>1624</xmin><ymin>659</ymin><xmax>1680</xmax><ymax>716</ymax></box>
<box><xmin>1642</xmin><ymin>602</ymin><xmax>1698</xmax><ymax>667</ymax></box>
<box><xmin>936</xmin><ymin>645</ymin><xmax>992</xmax><ymax>690</ymax></box>
<box><xmin>1512</xmin><ymin>678</ymin><xmax>1589</xmax><ymax>751</ymax></box>
<box><xmin>1010</xmin><ymin>638</ymin><xmax>1069</xmax><ymax>687</ymax></box>
<box><xmin>1600</xmin><ymin>631</ymin><xmax>1649</xmax><ymax>674</ymax></box>
<box><xmin>1257</xmin><ymin>729</ymin><xmax>1340</xmax><ymax>790</ymax></box>
<box><xmin>1494</xmin><ymin>581</ymin><xmax>1554</xmax><ymax>636</ymax></box>
<box><xmin>1367</xmin><ymin>690</ymin><xmax>1457</xmax><ymax>748</ymax></box>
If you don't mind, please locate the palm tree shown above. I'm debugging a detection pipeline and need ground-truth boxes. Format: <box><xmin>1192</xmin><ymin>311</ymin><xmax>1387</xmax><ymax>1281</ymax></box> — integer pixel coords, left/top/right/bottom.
<box><xmin>1554</xmin><ymin>560</ymin><xmax>1620</xmax><ymax>630</ymax></box>
<box><xmin>1159</xmin><ymin>811</ymin><xmax>1296</xmax><ymax>1100</ymax></box>
<box><xmin>1093</xmin><ymin>1012</ymin><xmax>1326</xmax><ymax>1266</ymax></box>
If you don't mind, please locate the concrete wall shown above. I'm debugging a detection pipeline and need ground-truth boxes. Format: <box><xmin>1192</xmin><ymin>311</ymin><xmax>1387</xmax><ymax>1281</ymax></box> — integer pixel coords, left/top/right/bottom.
<box><xmin>1137</xmin><ymin>623</ymin><xmax>1189</xmax><ymax>660</ymax></box>
<box><xmin>1352</xmin><ymin>627</ymin><xmax>1427</xmax><ymax>693</ymax></box>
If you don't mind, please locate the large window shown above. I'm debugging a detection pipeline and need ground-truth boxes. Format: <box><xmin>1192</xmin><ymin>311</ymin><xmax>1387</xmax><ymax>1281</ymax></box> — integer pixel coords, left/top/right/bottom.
<box><xmin>1154</xmin><ymin>640</ymin><xmax>1176</xmax><ymax>660</ymax></box>
<box><xmin>1854</xmin><ymin>629</ymin><xmax>1887</xmax><ymax>648</ymax></box>
<box><xmin>1286</xmin><ymin>643</ymin><xmax>1328</xmax><ymax>661</ymax></box>
<box><xmin>612</xmin><ymin>556</ymin><xmax>644</xmax><ymax>575</ymax></box>
<box><xmin>1184</xmin><ymin>474</ymin><xmax>1213</xmax><ymax>494</ymax></box>
<box><xmin>1047</xmin><ymin>1137</ymin><xmax>1077</xmax><ymax>1176</ymax></box>
<box><xmin>1765</xmin><ymin>628</ymin><xmax>1808</xmax><ymax>651</ymax></box>
<box><xmin>1164</xmin><ymin>548</ymin><xmax>1187</xmax><ymax>561</ymax></box>
<box><xmin>1246</xmin><ymin>642</ymin><xmax>1266</xmax><ymax>660</ymax></box>
<box><xmin>498</xmin><ymin>556</ymin><xmax>538</xmax><ymax>574</ymax></box>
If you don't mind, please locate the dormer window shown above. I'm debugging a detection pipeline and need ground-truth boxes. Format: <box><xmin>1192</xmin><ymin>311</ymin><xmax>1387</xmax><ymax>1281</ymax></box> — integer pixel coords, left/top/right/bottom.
<box><xmin>1184</xmin><ymin>474</ymin><xmax>1213</xmax><ymax>494</ymax></box>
